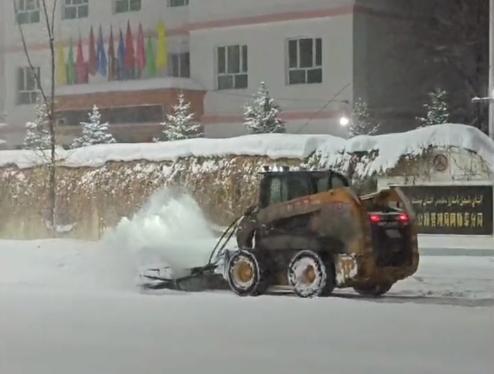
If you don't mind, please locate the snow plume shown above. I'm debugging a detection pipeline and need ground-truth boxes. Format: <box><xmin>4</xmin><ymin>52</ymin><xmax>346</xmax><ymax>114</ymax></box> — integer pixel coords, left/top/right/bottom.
<box><xmin>104</xmin><ymin>189</ymin><xmax>217</xmax><ymax>286</ymax></box>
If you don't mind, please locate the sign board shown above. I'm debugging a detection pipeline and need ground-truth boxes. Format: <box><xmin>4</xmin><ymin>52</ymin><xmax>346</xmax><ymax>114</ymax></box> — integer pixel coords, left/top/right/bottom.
<box><xmin>400</xmin><ymin>185</ymin><xmax>493</xmax><ymax>235</ymax></box>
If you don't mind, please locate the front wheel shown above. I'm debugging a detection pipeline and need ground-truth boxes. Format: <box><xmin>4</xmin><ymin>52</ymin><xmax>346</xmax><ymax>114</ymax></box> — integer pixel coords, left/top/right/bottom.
<box><xmin>353</xmin><ymin>283</ymin><xmax>392</xmax><ymax>297</ymax></box>
<box><xmin>227</xmin><ymin>250</ymin><xmax>268</xmax><ymax>296</ymax></box>
<box><xmin>288</xmin><ymin>250</ymin><xmax>335</xmax><ymax>298</ymax></box>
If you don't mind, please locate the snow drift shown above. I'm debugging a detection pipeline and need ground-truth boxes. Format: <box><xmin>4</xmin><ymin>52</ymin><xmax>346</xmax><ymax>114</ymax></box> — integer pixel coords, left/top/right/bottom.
<box><xmin>0</xmin><ymin>124</ymin><xmax>492</xmax><ymax>176</ymax></box>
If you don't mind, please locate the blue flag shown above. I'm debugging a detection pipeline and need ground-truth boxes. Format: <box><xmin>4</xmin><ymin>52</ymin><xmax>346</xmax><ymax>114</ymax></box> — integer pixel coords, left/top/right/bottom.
<box><xmin>96</xmin><ymin>25</ymin><xmax>108</xmax><ymax>76</ymax></box>
<box><xmin>117</xmin><ymin>29</ymin><xmax>126</xmax><ymax>80</ymax></box>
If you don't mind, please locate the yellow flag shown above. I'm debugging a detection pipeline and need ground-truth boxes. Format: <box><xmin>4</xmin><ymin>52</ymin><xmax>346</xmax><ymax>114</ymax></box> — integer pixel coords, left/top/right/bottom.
<box><xmin>156</xmin><ymin>22</ymin><xmax>168</xmax><ymax>71</ymax></box>
<box><xmin>56</xmin><ymin>42</ymin><xmax>67</xmax><ymax>86</ymax></box>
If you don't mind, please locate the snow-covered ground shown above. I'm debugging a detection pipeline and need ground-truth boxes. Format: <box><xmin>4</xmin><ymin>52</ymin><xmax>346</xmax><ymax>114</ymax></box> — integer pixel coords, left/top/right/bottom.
<box><xmin>0</xmin><ymin>192</ymin><xmax>493</xmax><ymax>374</ymax></box>
<box><xmin>0</xmin><ymin>239</ymin><xmax>493</xmax><ymax>374</ymax></box>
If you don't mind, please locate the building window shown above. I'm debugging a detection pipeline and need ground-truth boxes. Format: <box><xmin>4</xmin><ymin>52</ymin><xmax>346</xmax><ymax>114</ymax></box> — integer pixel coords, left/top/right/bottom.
<box><xmin>169</xmin><ymin>53</ymin><xmax>190</xmax><ymax>78</ymax></box>
<box><xmin>62</xmin><ymin>0</ymin><xmax>89</xmax><ymax>19</ymax></box>
<box><xmin>217</xmin><ymin>45</ymin><xmax>248</xmax><ymax>90</ymax></box>
<box><xmin>16</xmin><ymin>0</ymin><xmax>40</xmax><ymax>24</ymax></box>
<box><xmin>114</xmin><ymin>0</ymin><xmax>141</xmax><ymax>13</ymax></box>
<box><xmin>17</xmin><ymin>67</ymin><xmax>40</xmax><ymax>105</ymax></box>
<box><xmin>287</xmin><ymin>38</ymin><xmax>322</xmax><ymax>85</ymax></box>
<box><xmin>168</xmin><ymin>0</ymin><xmax>189</xmax><ymax>7</ymax></box>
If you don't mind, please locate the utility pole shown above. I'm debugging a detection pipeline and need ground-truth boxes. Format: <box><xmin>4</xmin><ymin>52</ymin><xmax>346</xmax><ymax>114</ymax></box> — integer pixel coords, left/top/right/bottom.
<box><xmin>490</xmin><ymin>0</ymin><xmax>494</xmax><ymax>139</ymax></box>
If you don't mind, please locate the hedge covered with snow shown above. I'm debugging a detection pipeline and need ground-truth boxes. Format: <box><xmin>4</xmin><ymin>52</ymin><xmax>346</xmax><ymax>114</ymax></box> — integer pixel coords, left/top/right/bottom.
<box><xmin>0</xmin><ymin>124</ymin><xmax>493</xmax><ymax>176</ymax></box>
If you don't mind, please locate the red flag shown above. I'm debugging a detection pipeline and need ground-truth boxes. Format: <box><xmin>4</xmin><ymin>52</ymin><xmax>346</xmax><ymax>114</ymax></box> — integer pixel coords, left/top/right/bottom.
<box><xmin>125</xmin><ymin>21</ymin><xmax>135</xmax><ymax>78</ymax></box>
<box><xmin>88</xmin><ymin>26</ymin><xmax>97</xmax><ymax>76</ymax></box>
<box><xmin>136</xmin><ymin>23</ymin><xmax>146</xmax><ymax>75</ymax></box>
<box><xmin>108</xmin><ymin>27</ymin><xmax>116</xmax><ymax>81</ymax></box>
<box><xmin>76</xmin><ymin>37</ymin><xmax>88</xmax><ymax>83</ymax></box>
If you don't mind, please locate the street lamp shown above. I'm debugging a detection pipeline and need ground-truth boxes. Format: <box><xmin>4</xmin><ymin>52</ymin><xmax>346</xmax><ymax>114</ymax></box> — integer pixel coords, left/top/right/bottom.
<box><xmin>339</xmin><ymin>116</ymin><xmax>350</xmax><ymax>127</ymax></box>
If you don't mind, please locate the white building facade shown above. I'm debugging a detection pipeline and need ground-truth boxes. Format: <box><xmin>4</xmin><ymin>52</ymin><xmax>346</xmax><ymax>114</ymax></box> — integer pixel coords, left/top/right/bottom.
<box><xmin>0</xmin><ymin>0</ymin><xmax>356</xmax><ymax>148</ymax></box>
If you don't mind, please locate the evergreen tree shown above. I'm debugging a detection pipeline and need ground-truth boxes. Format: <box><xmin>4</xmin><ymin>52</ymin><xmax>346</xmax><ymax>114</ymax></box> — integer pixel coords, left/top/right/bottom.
<box><xmin>349</xmin><ymin>98</ymin><xmax>380</xmax><ymax>137</ymax></box>
<box><xmin>72</xmin><ymin>105</ymin><xmax>115</xmax><ymax>148</ymax></box>
<box><xmin>23</xmin><ymin>102</ymin><xmax>51</xmax><ymax>150</ymax></box>
<box><xmin>417</xmin><ymin>89</ymin><xmax>450</xmax><ymax>127</ymax></box>
<box><xmin>0</xmin><ymin>122</ymin><xmax>5</xmax><ymax>145</ymax></box>
<box><xmin>244</xmin><ymin>82</ymin><xmax>285</xmax><ymax>134</ymax></box>
<box><xmin>155</xmin><ymin>93</ymin><xmax>203</xmax><ymax>142</ymax></box>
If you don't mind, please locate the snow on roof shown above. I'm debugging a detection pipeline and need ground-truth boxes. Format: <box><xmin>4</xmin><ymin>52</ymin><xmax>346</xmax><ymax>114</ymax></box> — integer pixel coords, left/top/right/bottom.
<box><xmin>0</xmin><ymin>125</ymin><xmax>492</xmax><ymax>174</ymax></box>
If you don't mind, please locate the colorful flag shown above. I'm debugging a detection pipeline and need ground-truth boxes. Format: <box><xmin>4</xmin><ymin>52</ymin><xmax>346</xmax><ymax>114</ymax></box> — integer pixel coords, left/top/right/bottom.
<box><xmin>76</xmin><ymin>37</ymin><xmax>88</xmax><ymax>84</ymax></box>
<box><xmin>117</xmin><ymin>29</ymin><xmax>126</xmax><ymax>80</ymax></box>
<box><xmin>125</xmin><ymin>21</ymin><xmax>135</xmax><ymax>79</ymax></box>
<box><xmin>96</xmin><ymin>25</ymin><xmax>107</xmax><ymax>77</ymax></box>
<box><xmin>67</xmin><ymin>38</ymin><xmax>75</xmax><ymax>85</ymax></box>
<box><xmin>88</xmin><ymin>26</ymin><xmax>97</xmax><ymax>76</ymax></box>
<box><xmin>156</xmin><ymin>21</ymin><xmax>168</xmax><ymax>71</ymax></box>
<box><xmin>56</xmin><ymin>42</ymin><xmax>67</xmax><ymax>86</ymax></box>
<box><xmin>136</xmin><ymin>23</ymin><xmax>146</xmax><ymax>76</ymax></box>
<box><xmin>108</xmin><ymin>27</ymin><xmax>116</xmax><ymax>81</ymax></box>
<box><xmin>146</xmin><ymin>36</ymin><xmax>156</xmax><ymax>77</ymax></box>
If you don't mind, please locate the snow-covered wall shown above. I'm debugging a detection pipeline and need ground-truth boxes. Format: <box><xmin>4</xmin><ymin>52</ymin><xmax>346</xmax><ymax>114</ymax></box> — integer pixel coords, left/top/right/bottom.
<box><xmin>0</xmin><ymin>125</ymin><xmax>492</xmax><ymax>239</ymax></box>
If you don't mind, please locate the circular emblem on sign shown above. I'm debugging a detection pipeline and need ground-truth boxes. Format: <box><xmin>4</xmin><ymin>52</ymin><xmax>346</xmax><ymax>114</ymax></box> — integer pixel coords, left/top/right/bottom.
<box><xmin>433</xmin><ymin>154</ymin><xmax>448</xmax><ymax>172</ymax></box>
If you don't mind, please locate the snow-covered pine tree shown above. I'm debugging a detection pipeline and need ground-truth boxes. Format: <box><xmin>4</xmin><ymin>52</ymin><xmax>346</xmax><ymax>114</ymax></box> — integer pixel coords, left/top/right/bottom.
<box><xmin>349</xmin><ymin>98</ymin><xmax>380</xmax><ymax>137</ymax></box>
<box><xmin>0</xmin><ymin>122</ymin><xmax>5</xmax><ymax>146</ymax></box>
<box><xmin>155</xmin><ymin>93</ymin><xmax>203</xmax><ymax>142</ymax></box>
<box><xmin>417</xmin><ymin>89</ymin><xmax>450</xmax><ymax>127</ymax></box>
<box><xmin>244</xmin><ymin>82</ymin><xmax>285</xmax><ymax>134</ymax></box>
<box><xmin>23</xmin><ymin>101</ymin><xmax>51</xmax><ymax>150</ymax></box>
<box><xmin>71</xmin><ymin>105</ymin><xmax>116</xmax><ymax>148</ymax></box>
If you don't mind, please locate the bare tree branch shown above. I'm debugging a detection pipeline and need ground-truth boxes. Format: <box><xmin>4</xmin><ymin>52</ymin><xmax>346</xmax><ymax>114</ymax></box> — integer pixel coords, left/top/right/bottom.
<box><xmin>13</xmin><ymin>0</ymin><xmax>58</xmax><ymax>234</ymax></box>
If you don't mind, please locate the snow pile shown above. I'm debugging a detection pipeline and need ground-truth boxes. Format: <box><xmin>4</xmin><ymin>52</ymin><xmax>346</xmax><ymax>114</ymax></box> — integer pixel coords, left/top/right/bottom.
<box><xmin>315</xmin><ymin>124</ymin><xmax>494</xmax><ymax>176</ymax></box>
<box><xmin>104</xmin><ymin>189</ymin><xmax>217</xmax><ymax>282</ymax></box>
<box><xmin>0</xmin><ymin>124</ymin><xmax>492</xmax><ymax>176</ymax></box>
<box><xmin>0</xmin><ymin>149</ymin><xmax>50</xmax><ymax>168</ymax></box>
<box><xmin>64</xmin><ymin>133</ymin><xmax>334</xmax><ymax>168</ymax></box>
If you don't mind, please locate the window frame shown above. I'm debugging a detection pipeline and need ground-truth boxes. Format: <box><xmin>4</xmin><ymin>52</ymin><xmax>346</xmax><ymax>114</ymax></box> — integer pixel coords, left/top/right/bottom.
<box><xmin>167</xmin><ymin>0</ymin><xmax>189</xmax><ymax>7</ymax></box>
<box><xmin>216</xmin><ymin>44</ymin><xmax>248</xmax><ymax>90</ymax></box>
<box><xmin>113</xmin><ymin>0</ymin><xmax>141</xmax><ymax>14</ymax></box>
<box><xmin>169</xmin><ymin>52</ymin><xmax>190</xmax><ymax>78</ymax></box>
<box><xmin>62</xmin><ymin>0</ymin><xmax>89</xmax><ymax>20</ymax></box>
<box><xmin>17</xmin><ymin>66</ymin><xmax>40</xmax><ymax>105</ymax></box>
<box><xmin>286</xmin><ymin>37</ymin><xmax>323</xmax><ymax>85</ymax></box>
<box><xmin>16</xmin><ymin>0</ymin><xmax>40</xmax><ymax>25</ymax></box>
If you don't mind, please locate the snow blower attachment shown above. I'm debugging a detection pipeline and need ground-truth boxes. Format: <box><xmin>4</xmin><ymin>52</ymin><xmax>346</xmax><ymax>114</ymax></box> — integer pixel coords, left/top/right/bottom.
<box><xmin>142</xmin><ymin>168</ymin><xmax>419</xmax><ymax>297</ymax></box>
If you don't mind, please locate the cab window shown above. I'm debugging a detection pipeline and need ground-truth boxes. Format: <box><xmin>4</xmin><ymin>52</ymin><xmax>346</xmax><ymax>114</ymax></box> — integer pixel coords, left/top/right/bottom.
<box><xmin>331</xmin><ymin>173</ymin><xmax>348</xmax><ymax>188</ymax></box>
<box><xmin>267</xmin><ymin>177</ymin><xmax>288</xmax><ymax>205</ymax></box>
<box><xmin>287</xmin><ymin>175</ymin><xmax>312</xmax><ymax>200</ymax></box>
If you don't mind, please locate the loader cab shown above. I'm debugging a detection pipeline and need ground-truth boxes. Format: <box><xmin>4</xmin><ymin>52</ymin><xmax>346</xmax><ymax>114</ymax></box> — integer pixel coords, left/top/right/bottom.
<box><xmin>259</xmin><ymin>169</ymin><xmax>349</xmax><ymax>208</ymax></box>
